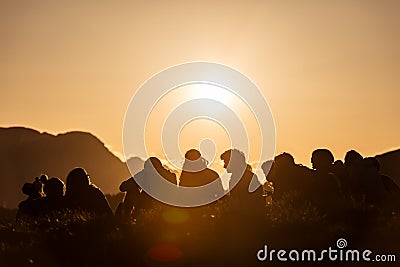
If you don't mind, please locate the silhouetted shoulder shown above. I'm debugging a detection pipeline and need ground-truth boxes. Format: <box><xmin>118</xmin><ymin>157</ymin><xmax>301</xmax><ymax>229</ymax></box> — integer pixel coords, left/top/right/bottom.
<box><xmin>161</xmin><ymin>168</ymin><xmax>177</xmax><ymax>185</ymax></box>
<box><xmin>381</xmin><ymin>175</ymin><xmax>400</xmax><ymax>194</ymax></box>
<box><xmin>87</xmin><ymin>185</ymin><xmax>113</xmax><ymax>216</ymax></box>
<box><xmin>202</xmin><ymin>168</ymin><xmax>220</xmax><ymax>184</ymax></box>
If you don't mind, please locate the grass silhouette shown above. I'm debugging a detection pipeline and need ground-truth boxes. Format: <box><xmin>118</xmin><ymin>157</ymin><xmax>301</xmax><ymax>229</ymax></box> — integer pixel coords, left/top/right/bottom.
<box><xmin>0</xmin><ymin>194</ymin><xmax>399</xmax><ymax>266</ymax></box>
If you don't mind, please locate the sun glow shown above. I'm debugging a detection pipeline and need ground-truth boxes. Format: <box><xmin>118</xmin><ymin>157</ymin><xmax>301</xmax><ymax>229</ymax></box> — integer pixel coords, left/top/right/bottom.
<box><xmin>181</xmin><ymin>83</ymin><xmax>236</xmax><ymax>106</ymax></box>
<box><xmin>144</xmin><ymin>82</ymin><xmax>264</xmax><ymax>174</ymax></box>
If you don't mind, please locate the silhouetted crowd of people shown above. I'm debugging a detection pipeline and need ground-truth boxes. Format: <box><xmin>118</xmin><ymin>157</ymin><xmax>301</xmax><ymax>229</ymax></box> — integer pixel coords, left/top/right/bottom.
<box><xmin>17</xmin><ymin>168</ymin><xmax>113</xmax><ymax>220</ymax></box>
<box><xmin>264</xmin><ymin>149</ymin><xmax>400</xmax><ymax>215</ymax></box>
<box><xmin>17</xmin><ymin>148</ymin><xmax>400</xmax><ymax>222</ymax></box>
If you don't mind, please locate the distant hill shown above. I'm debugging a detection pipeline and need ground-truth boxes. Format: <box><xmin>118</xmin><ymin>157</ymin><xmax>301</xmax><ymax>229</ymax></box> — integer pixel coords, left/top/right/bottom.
<box><xmin>0</xmin><ymin>127</ymin><xmax>144</xmax><ymax>208</ymax></box>
<box><xmin>376</xmin><ymin>148</ymin><xmax>400</xmax><ymax>187</ymax></box>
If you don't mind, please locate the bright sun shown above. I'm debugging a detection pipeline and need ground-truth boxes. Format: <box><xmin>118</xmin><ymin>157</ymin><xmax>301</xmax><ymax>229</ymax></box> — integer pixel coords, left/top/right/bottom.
<box><xmin>181</xmin><ymin>83</ymin><xmax>236</xmax><ymax>106</ymax></box>
<box><xmin>144</xmin><ymin>82</ymin><xmax>263</xmax><ymax>174</ymax></box>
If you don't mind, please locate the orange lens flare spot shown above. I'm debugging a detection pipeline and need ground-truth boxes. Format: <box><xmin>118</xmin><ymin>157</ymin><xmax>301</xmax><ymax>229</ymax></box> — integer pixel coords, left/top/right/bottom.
<box><xmin>161</xmin><ymin>231</ymin><xmax>178</xmax><ymax>242</ymax></box>
<box><xmin>162</xmin><ymin>208</ymin><xmax>189</xmax><ymax>224</ymax></box>
<box><xmin>147</xmin><ymin>243</ymin><xmax>183</xmax><ymax>262</ymax></box>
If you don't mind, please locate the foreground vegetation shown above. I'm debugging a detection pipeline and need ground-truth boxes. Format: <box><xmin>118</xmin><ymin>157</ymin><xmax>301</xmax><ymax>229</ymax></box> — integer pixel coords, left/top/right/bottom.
<box><xmin>0</xmin><ymin>195</ymin><xmax>399</xmax><ymax>267</ymax></box>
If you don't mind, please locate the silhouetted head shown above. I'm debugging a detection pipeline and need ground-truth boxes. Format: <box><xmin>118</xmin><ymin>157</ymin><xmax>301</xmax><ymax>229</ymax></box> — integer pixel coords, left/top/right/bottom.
<box><xmin>43</xmin><ymin>177</ymin><xmax>65</xmax><ymax>197</ymax></box>
<box><xmin>364</xmin><ymin>157</ymin><xmax>380</xmax><ymax>172</ymax></box>
<box><xmin>66</xmin><ymin>167</ymin><xmax>90</xmax><ymax>195</ymax></box>
<box><xmin>220</xmin><ymin>149</ymin><xmax>246</xmax><ymax>173</ymax></box>
<box><xmin>332</xmin><ymin>160</ymin><xmax>346</xmax><ymax>176</ymax></box>
<box><xmin>39</xmin><ymin>174</ymin><xmax>48</xmax><ymax>184</ymax></box>
<box><xmin>185</xmin><ymin>149</ymin><xmax>201</xmax><ymax>161</ymax></box>
<box><xmin>142</xmin><ymin>156</ymin><xmax>177</xmax><ymax>185</ymax></box>
<box><xmin>144</xmin><ymin>157</ymin><xmax>164</xmax><ymax>173</ymax></box>
<box><xmin>334</xmin><ymin>160</ymin><xmax>344</xmax><ymax>166</ymax></box>
<box><xmin>182</xmin><ymin>149</ymin><xmax>208</xmax><ymax>172</ymax></box>
<box><xmin>311</xmin><ymin>149</ymin><xmax>334</xmax><ymax>171</ymax></box>
<box><xmin>274</xmin><ymin>152</ymin><xmax>295</xmax><ymax>170</ymax></box>
<box><xmin>344</xmin><ymin>150</ymin><xmax>363</xmax><ymax>167</ymax></box>
<box><xmin>22</xmin><ymin>183</ymin><xmax>36</xmax><ymax>197</ymax></box>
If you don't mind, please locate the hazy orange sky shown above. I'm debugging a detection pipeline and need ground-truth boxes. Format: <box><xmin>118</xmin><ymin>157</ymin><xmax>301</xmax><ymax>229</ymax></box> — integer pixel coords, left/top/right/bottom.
<box><xmin>1</xmin><ymin>0</ymin><xmax>399</xmax><ymax>167</ymax></box>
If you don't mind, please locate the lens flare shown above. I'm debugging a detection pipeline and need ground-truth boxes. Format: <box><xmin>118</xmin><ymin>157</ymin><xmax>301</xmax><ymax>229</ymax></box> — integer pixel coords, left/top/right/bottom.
<box><xmin>162</xmin><ymin>208</ymin><xmax>190</xmax><ymax>224</ymax></box>
<box><xmin>147</xmin><ymin>243</ymin><xmax>183</xmax><ymax>262</ymax></box>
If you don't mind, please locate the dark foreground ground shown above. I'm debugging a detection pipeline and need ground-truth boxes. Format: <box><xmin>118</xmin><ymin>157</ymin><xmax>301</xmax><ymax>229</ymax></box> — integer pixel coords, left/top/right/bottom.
<box><xmin>0</xmin><ymin>196</ymin><xmax>399</xmax><ymax>267</ymax></box>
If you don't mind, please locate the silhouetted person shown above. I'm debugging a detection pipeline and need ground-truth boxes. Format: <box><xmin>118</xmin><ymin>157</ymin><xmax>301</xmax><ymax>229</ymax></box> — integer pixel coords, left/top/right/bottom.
<box><xmin>332</xmin><ymin>160</ymin><xmax>347</xmax><ymax>192</ymax></box>
<box><xmin>311</xmin><ymin>149</ymin><xmax>335</xmax><ymax>172</ymax></box>
<box><xmin>220</xmin><ymin>149</ymin><xmax>263</xmax><ymax>210</ymax></box>
<box><xmin>344</xmin><ymin>150</ymin><xmax>363</xmax><ymax>166</ymax></box>
<box><xmin>360</xmin><ymin>157</ymin><xmax>389</xmax><ymax>205</ymax></box>
<box><xmin>65</xmin><ymin>167</ymin><xmax>113</xmax><ymax>216</ymax></box>
<box><xmin>343</xmin><ymin>150</ymin><xmax>364</xmax><ymax>197</ymax></box>
<box><xmin>37</xmin><ymin>177</ymin><xmax>66</xmax><ymax>215</ymax></box>
<box><xmin>16</xmin><ymin>182</ymin><xmax>42</xmax><ymax>219</ymax></box>
<box><xmin>364</xmin><ymin>157</ymin><xmax>400</xmax><ymax>196</ymax></box>
<box><xmin>309</xmin><ymin>149</ymin><xmax>341</xmax><ymax>214</ymax></box>
<box><xmin>265</xmin><ymin>153</ymin><xmax>313</xmax><ymax>201</ymax></box>
<box><xmin>179</xmin><ymin>149</ymin><xmax>224</xmax><ymax>201</ymax></box>
<box><xmin>16</xmin><ymin>174</ymin><xmax>47</xmax><ymax>219</ymax></box>
<box><xmin>117</xmin><ymin>157</ymin><xmax>177</xmax><ymax>222</ymax></box>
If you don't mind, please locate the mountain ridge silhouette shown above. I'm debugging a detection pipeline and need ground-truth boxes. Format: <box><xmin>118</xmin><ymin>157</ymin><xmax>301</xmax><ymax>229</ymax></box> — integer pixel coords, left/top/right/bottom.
<box><xmin>0</xmin><ymin>127</ymin><xmax>144</xmax><ymax>208</ymax></box>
